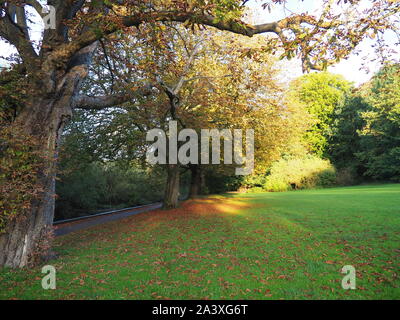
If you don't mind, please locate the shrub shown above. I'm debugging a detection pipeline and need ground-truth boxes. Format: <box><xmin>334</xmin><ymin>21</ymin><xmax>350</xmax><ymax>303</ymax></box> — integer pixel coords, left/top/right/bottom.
<box><xmin>263</xmin><ymin>155</ymin><xmax>336</xmax><ymax>191</ymax></box>
<box><xmin>205</xmin><ymin>171</ymin><xmax>244</xmax><ymax>194</ymax></box>
<box><xmin>241</xmin><ymin>174</ymin><xmax>267</xmax><ymax>189</ymax></box>
<box><xmin>55</xmin><ymin>162</ymin><xmax>165</xmax><ymax>220</ymax></box>
<box><xmin>263</xmin><ymin>178</ymin><xmax>291</xmax><ymax>192</ymax></box>
<box><xmin>335</xmin><ymin>167</ymin><xmax>358</xmax><ymax>186</ymax></box>
<box><xmin>245</xmin><ymin>186</ymin><xmax>265</xmax><ymax>193</ymax></box>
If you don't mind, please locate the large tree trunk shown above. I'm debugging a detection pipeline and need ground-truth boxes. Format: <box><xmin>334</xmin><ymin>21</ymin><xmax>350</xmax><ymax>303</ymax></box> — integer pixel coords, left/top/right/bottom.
<box><xmin>0</xmin><ymin>96</ymin><xmax>72</xmax><ymax>268</ymax></box>
<box><xmin>163</xmin><ymin>164</ymin><xmax>180</xmax><ymax>209</ymax></box>
<box><xmin>0</xmin><ymin>37</ymin><xmax>97</xmax><ymax>267</ymax></box>
<box><xmin>188</xmin><ymin>165</ymin><xmax>204</xmax><ymax>198</ymax></box>
<box><xmin>0</xmin><ymin>199</ymin><xmax>53</xmax><ymax>268</ymax></box>
<box><xmin>0</xmin><ymin>52</ymin><xmax>92</xmax><ymax>267</ymax></box>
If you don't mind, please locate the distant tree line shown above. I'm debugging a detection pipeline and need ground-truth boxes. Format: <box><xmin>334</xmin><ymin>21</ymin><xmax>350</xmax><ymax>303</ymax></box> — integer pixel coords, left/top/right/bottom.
<box><xmin>243</xmin><ymin>64</ymin><xmax>400</xmax><ymax>192</ymax></box>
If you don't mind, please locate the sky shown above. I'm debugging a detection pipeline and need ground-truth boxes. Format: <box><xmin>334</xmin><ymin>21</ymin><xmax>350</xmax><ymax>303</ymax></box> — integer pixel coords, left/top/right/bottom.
<box><xmin>247</xmin><ymin>0</ymin><xmax>399</xmax><ymax>86</ymax></box>
<box><xmin>0</xmin><ymin>0</ymin><xmax>398</xmax><ymax>86</ymax></box>
<box><xmin>0</xmin><ymin>5</ymin><xmax>42</xmax><ymax>67</ymax></box>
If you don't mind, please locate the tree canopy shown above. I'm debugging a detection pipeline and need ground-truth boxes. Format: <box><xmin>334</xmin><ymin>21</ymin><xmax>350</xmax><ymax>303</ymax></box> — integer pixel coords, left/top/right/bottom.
<box><xmin>288</xmin><ymin>71</ymin><xmax>351</xmax><ymax>157</ymax></box>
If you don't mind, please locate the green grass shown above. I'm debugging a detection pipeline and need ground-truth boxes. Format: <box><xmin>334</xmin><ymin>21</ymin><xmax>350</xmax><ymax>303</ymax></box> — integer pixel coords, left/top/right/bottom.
<box><xmin>1</xmin><ymin>184</ymin><xmax>399</xmax><ymax>299</ymax></box>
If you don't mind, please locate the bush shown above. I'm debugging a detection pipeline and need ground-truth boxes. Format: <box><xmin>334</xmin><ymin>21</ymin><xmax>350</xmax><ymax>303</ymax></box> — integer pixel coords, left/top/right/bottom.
<box><xmin>241</xmin><ymin>174</ymin><xmax>267</xmax><ymax>189</ymax></box>
<box><xmin>263</xmin><ymin>178</ymin><xmax>291</xmax><ymax>192</ymax></box>
<box><xmin>55</xmin><ymin>162</ymin><xmax>165</xmax><ymax>220</ymax></box>
<box><xmin>246</xmin><ymin>186</ymin><xmax>267</xmax><ymax>193</ymax></box>
<box><xmin>335</xmin><ymin>167</ymin><xmax>358</xmax><ymax>186</ymax></box>
<box><xmin>263</xmin><ymin>155</ymin><xmax>336</xmax><ymax>192</ymax></box>
<box><xmin>205</xmin><ymin>171</ymin><xmax>244</xmax><ymax>194</ymax></box>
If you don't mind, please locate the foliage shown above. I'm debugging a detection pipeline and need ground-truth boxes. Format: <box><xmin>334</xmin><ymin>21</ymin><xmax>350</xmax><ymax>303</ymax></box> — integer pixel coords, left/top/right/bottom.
<box><xmin>53</xmin><ymin>106</ymin><xmax>166</xmax><ymax>220</ymax></box>
<box><xmin>90</xmin><ymin>25</ymin><xmax>302</xmax><ymax>171</ymax></box>
<box><xmin>56</xmin><ymin>122</ymin><xmax>167</xmax><ymax>220</ymax></box>
<box><xmin>0</xmin><ymin>122</ymin><xmax>42</xmax><ymax>233</ymax></box>
<box><xmin>287</xmin><ymin>72</ymin><xmax>352</xmax><ymax>157</ymax></box>
<box><xmin>263</xmin><ymin>155</ymin><xmax>336</xmax><ymax>192</ymax></box>
<box><xmin>0</xmin><ymin>67</ymin><xmax>36</xmax><ymax>232</ymax></box>
<box><xmin>75</xmin><ymin>25</ymin><xmax>307</xmax><ymax>202</ymax></box>
<box><xmin>329</xmin><ymin>95</ymin><xmax>369</xmax><ymax>175</ymax></box>
<box><xmin>356</xmin><ymin>64</ymin><xmax>400</xmax><ymax>181</ymax></box>
<box><xmin>330</xmin><ymin>63</ymin><xmax>400</xmax><ymax>182</ymax></box>
<box><xmin>56</xmin><ymin>161</ymin><xmax>166</xmax><ymax>220</ymax></box>
<box><xmin>204</xmin><ymin>169</ymin><xmax>243</xmax><ymax>194</ymax></box>
<box><xmin>0</xmin><ymin>64</ymin><xmax>26</xmax><ymax>123</ymax></box>
<box><xmin>240</xmin><ymin>174</ymin><xmax>268</xmax><ymax>190</ymax></box>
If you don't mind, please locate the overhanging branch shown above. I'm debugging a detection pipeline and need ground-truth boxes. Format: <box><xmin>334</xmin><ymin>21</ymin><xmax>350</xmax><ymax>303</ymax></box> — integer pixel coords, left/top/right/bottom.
<box><xmin>73</xmin><ymin>83</ymin><xmax>155</xmax><ymax>110</ymax></box>
<box><xmin>46</xmin><ymin>10</ymin><xmax>344</xmax><ymax>71</ymax></box>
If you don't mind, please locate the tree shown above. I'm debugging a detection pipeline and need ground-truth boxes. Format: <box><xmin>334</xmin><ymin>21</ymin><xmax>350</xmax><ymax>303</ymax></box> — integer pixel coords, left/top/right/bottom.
<box><xmin>326</xmin><ymin>64</ymin><xmax>400</xmax><ymax>182</ymax></box>
<box><xmin>356</xmin><ymin>63</ymin><xmax>400</xmax><ymax>181</ymax></box>
<box><xmin>81</xmin><ymin>25</ymin><xmax>296</xmax><ymax>207</ymax></box>
<box><xmin>329</xmin><ymin>94</ymin><xmax>369</xmax><ymax>177</ymax></box>
<box><xmin>287</xmin><ymin>71</ymin><xmax>352</xmax><ymax>157</ymax></box>
<box><xmin>0</xmin><ymin>0</ymin><xmax>399</xmax><ymax>267</ymax></box>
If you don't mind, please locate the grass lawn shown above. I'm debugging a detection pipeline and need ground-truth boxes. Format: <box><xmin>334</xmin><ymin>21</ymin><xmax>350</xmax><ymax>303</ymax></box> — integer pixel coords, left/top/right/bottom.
<box><xmin>1</xmin><ymin>184</ymin><xmax>399</xmax><ymax>300</ymax></box>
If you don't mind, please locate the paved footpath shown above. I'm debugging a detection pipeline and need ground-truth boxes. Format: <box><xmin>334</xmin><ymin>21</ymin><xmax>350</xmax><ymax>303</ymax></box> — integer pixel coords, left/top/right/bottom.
<box><xmin>54</xmin><ymin>203</ymin><xmax>162</xmax><ymax>236</ymax></box>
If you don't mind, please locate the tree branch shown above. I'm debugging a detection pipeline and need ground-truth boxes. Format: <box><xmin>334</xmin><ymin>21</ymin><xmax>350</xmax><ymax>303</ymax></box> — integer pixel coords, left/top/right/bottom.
<box><xmin>0</xmin><ymin>5</ymin><xmax>38</xmax><ymax>64</ymax></box>
<box><xmin>23</xmin><ymin>0</ymin><xmax>45</xmax><ymax>18</ymax></box>
<box><xmin>46</xmin><ymin>10</ymin><xmax>343</xmax><ymax>71</ymax></box>
<box><xmin>73</xmin><ymin>83</ymin><xmax>155</xmax><ymax>110</ymax></box>
<box><xmin>173</xmin><ymin>37</ymin><xmax>203</xmax><ymax>95</ymax></box>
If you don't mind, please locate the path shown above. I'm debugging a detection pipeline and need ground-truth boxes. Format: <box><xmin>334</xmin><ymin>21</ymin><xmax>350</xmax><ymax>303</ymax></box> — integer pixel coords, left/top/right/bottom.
<box><xmin>54</xmin><ymin>203</ymin><xmax>162</xmax><ymax>236</ymax></box>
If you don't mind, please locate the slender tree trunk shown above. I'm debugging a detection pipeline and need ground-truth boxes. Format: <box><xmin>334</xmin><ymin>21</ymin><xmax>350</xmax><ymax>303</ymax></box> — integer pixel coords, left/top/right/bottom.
<box><xmin>188</xmin><ymin>165</ymin><xmax>204</xmax><ymax>198</ymax></box>
<box><xmin>163</xmin><ymin>164</ymin><xmax>180</xmax><ymax>209</ymax></box>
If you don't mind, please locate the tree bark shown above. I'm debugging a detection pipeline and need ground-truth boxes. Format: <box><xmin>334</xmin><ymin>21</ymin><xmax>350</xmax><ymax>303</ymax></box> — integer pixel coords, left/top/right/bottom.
<box><xmin>163</xmin><ymin>164</ymin><xmax>180</xmax><ymax>209</ymax></box>
<box><xmin>0</xmin><ymin>202</ymin><xmax>53</xmax><ymax>268</ymax></box>
<box><xmin>188</xmin><ymin>165</ymin><xmax>204</xmax><ymax>198</ymax></box>
<box><xmin>0</xmin><ymin>48</ymin><xmax>93</xmax><ymax>267</ymax></box>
